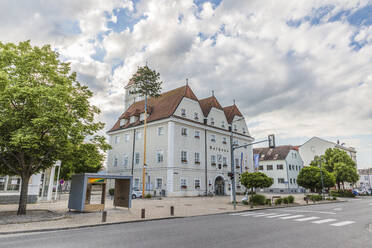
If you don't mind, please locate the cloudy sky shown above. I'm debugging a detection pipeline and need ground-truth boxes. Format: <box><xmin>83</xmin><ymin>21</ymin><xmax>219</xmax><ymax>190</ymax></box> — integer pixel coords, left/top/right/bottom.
<box><xmin>1</xmin><ymin>0</ymin><xmax>372</xmax><ymax>168</ymax></box>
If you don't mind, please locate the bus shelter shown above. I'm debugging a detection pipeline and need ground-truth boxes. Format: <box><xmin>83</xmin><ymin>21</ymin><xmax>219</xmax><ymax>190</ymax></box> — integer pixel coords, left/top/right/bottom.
<box><xmin>68</xmin><ymin>173</ymin><xmax>132</xmax><ymax>212</ymax></box>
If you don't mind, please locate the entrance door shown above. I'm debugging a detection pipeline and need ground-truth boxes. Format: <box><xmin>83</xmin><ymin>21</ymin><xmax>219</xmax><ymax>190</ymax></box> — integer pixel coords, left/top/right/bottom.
<box><xmin>214</xmin><ymin>176</ymin><xmax>225</xmax><ymax>196</ymax></box>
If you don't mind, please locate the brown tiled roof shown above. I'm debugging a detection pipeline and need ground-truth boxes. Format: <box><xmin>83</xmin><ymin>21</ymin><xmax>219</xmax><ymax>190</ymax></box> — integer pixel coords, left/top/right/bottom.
<box><xmin>199</xmin><ymin>96</ymin><xmax>223</xmax><ymax>116</ymax></box>
<box><xmin>253</xmin><ymin>146</ymin><xmax>295</xmax><ymax>161</ymax></box>
<box><xmin>223</xmin><ymin>105</ymin><xmax>243</xmax><ymax>124</ymax></box>
<box><xmin>109</xmin><ymin>85</ymin><xmax>198</xmax><ymax>132</ymax></box>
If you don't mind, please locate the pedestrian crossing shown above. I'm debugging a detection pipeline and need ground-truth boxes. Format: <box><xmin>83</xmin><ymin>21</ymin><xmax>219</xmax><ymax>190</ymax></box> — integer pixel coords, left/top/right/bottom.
<box><xmin>229</xmin><ymin>212</ymin><xmax>355</xmax><ymax>228</ymax></box>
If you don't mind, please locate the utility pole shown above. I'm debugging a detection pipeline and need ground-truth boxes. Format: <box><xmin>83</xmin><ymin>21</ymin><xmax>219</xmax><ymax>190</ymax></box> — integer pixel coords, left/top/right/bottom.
<box><xmin>230</xmin><ymin>133</ymin><xmax>236</xmax><ymax>210</ymax></box>
<box><xmin>319</xmin><ymin>156</ymin><xmax>325</xmax><ymax>199</ymax></box>
<box><xmin>142</xmin><ymin>94</ymin><xmax>148</xmax><ymax>195</ymax></box>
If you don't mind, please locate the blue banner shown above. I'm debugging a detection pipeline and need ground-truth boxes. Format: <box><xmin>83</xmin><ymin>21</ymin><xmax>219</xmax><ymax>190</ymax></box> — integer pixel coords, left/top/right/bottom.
<box><xmin>254</xmin><ymin>154</ymin><xmax>260</xmax><ymax>169</ymax></box>
<box><xmin>240</xmin><ymin>153</ymin><xmax>243</xmax><ymax>173</ymax></box>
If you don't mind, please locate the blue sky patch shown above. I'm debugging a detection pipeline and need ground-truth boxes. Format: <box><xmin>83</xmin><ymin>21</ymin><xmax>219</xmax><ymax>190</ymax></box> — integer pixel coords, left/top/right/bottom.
<box><xmin>106</xmin><ymin>7</ymin><xmax>146</xmax><ymax>33</ymax></box>
<box><xmin>54</xmin><ymin>20</ymin><xmax>81</xmax><ymax>35</ymax></box>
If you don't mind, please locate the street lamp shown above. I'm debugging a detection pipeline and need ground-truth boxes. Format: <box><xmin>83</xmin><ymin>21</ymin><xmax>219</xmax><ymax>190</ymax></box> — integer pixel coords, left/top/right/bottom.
<box><xmin>230</xmin><ymin>129</ymin><xmax>275</xmax><ymax>210</ymax></box>
<box><xmin>318</xmin><ymin>156</ymin><xmax>325</xmax><ymax>200</ymax></box>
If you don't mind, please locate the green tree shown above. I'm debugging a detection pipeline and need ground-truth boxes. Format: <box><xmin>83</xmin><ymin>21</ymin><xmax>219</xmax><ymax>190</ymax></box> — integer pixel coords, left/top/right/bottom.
<box><xmin>240</xmin><ymin>172</ymin><xmax>273</xmax><ymax>195</ymax></box>
<box><xmin>129</xmin><ymin>65</ymin><xmax>163</xmax><ymax>97</ymax></box>
<box><xmin>59</xmin><ymin>136</ymin><xmax>111</xmax><ymax>180</ymax></box>
<box><xmin>0</xmin><ymin>41</ymin><xmax>105</xmax><ymax>215</ymax></box>
<box><xmin>333</xmin><ymin>162</ymin><xmax>359</xmax><ymax>189</ymax></box>
<box><xmin>297</xmin><ymin>166</ymin><xmax>335</xmax><ymax>193</ymax></box>
<box><xmin>322</xmin><ymin>148</ymin><xmax>355</xmax><ymax>172</ymax></box>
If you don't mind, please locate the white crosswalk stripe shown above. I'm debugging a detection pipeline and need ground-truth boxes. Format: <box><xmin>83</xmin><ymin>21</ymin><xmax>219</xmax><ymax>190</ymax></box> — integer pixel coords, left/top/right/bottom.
<box><xmin>330</xmin><ymin>221</ymin><xmax>355</xmax><ymax>227</ymax></box>
<box><xmin>280</xmin><ymin>215</ymin><xmax>304</xmax><ymax>219</ymax></box>
<box><xmin>265</xmin><ymin>214</ymin><xmax>291</xmax><ymax>218</ymax></box>
<box><xmin>240</xmin><ymin>213</ymin><xmax>260</xmax><ymax>217</ymax></box>
<box><xmin>252</xmin><ymin>213</ymin><xmax>278</xmax><ymax>217</ymax></box>
<box><xmin>312</xmin><ymin>219</ymin><xmax>337</xmax><ymax>224</ymax></box>
<box><xmin>294</xmin><ymin>217</ymin><xmax>320</xmax><ymax>222</ymax></box>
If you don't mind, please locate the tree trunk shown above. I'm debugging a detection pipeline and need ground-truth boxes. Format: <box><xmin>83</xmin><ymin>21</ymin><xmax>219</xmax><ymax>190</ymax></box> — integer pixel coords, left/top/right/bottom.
<box><xmin>17</xmin><ymin>173</ymin><xmax>30</xmax><ymax>215</ymax></box>
<box><xmin>337</xmin><ymin>182</ymin><xmax>341</xmax><ymax>190</ymax></box>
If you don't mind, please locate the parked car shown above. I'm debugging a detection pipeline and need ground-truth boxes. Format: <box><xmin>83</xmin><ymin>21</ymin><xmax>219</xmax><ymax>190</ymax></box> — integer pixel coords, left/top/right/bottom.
<box><xmin>132</xmin><ymin>189</ymin><xmax>143</xmax><ymax>199</ymax></box>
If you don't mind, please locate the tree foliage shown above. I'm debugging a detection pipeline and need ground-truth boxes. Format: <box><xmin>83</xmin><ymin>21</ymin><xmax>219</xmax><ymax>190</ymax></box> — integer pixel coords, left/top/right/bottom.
<box><xmin>297</xmin><ymin>166</ymin><xmax>335</xmax><ymax>192</ymax></box>
<box><xmin>129</xmin><ymin>65</ymin><xmax>163</xmax><ymax>97</ymax></box>
<box><xmin>333</xmin><ymin>162</ymin><xmax>359</xmax><ymax>189</ymax></box>
<box><xmin>0</xmin><ymin>41</ymin><xmax>106</xmax><ymax>214</ymax></box>
<box><xmin>59</xmin><ymin>136</ymin><xmax>111</xmax><ymax>180</ymax></box>
<box><xmin>240</xmin><ymin>172</ymin><xmax>273</xmax><ymax>194</ymax></box>
<box><xmin>322</xmin><ymin>148</ymin><xmax>355</xmax><ymax>172</ymax></box>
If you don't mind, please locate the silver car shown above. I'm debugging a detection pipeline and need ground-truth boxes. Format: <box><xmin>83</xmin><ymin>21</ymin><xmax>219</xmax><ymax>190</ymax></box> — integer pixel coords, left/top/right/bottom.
<box><xmin>132</xmin><ymin>189</ymin><xmax>143</xmax><ymax>199</ymax></box>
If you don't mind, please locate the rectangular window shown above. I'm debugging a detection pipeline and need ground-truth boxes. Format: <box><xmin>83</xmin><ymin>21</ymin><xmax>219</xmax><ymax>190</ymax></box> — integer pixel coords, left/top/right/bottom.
<box><xmin>181</xmin><ymin>127</ymin><xmax>187</xmax><ymax>136</ymax></box>
<box><xmin>195</xmin><ymin>153</ymin><xmax>200</xmax><ymax>164</ymax></box>
<box><xmin>158</xmin><ymin>127</ymin><xmax>164</xmax><ymax>136</ymax></box>
<box><xmin>135</xmin><ymin>153</ymin><xmax>140</xmax><ymax>165</ymax></box>
<box><xmin>278</xmin><ymin>178</ymin><xmax>285</xmax><ymax>184</ymax></box>
<box><xmin>195</xmin><ymin>179</ymin><xmax>200</xmax><ymax>189</ymax></box>
<box><xmin>157</xmin><ymin>150</ymin><xmax>164</xmax><ymax>163</ymax></box>
<box><xmin>211</xmin><ymin>155</ymin><xmax>216</xmax><ymax>165</ymax></box>
<box><xmin>194</xmin><ymin>112</ymin><xmax>199</xmax><ymax>120</ymax></box>
<box><xmin>221</xmin><ymin>121</ymin><xmax>225</xmax><ymax>128</ymax></box>
<box><xmin>234</xmin><ymin>124</ymin><xmax>237</xmax><ymax>132</ymax></box>
<box><xmin>134</xmin><ymin>178</ymin><xmax>140</xmax><ymax>189</ymax></box>
<box><xmin>156</xmin><ymin>178</ymin><xmax>162</xmax><ymax>189</ymax></box>
<box><xmin>7</xmin><ymin>177</ymin><xmax>20</xmax><ymax>191</ymax></box>
<box><xmin>277</xmin><ymin>164</ymin><xmax>283</xmax><ymax>170</ymax></box>
<box><xmin>242</xmin><ymin>127</ymin><xmax>246</xmax><ymax>134</ymax></box>
<box><xmin>258</xmin><ymin>165</ymin><xmax>264</xmax><ymax>170</ymax></box>
<box><xmin>181</xmin><ymin>179</ymin><xmax>187</xmax><ymax>189</ymax></box>
<box><xmin>0</xmin><ymin>177</ymin><xmax>6</xmax><ymax>191</ymax></box>
<box><xmin>294</xmin><ymin>179</ymin><xmax>296</xmax><ymax>184</ymax></box>
<box><xmin>123</xmin><ymin>155</ymin><xmax>129</xmax><ymax>166</ymax></box>
<box><xmin>125</xmin><ymin>134</ymin><xmax>130</xmax><ymax>142</ymax></box>
<box><xmin>115</xmin><ymin>135</ymin><xmax>120</xmax><ymax>144</ymax></box>
<box><xmin>210</xmin><ymin>117</ymin><xmax>214</xmax><ymax>126</ymax></box>
<box><xmin>211</xmin><ymin>134</ymin><xmax>216</xmax><ymax>142</ymax></box>
<box><xmin>289</xmin><ymin>165</ymin><xmax>292</xmax><ymax>170</ymax></box>
<box><xmin>195</xmin><ymin>130</ymin><xmax>200</xmax><ymax>139</ymax></box>
<box><xmin>223</xmin><ymin>157</ymin><xmax>227</xmax><ymax>166</ymax></box>
<box><xmin>113</xmin><ymin>157</ymin><xmax>118</xmax><ymax>167</ymax></box>
<box><xmin>222</xmin><ymin>137</ymin><xmax>227</xmax><ymax>144</ymax></box>
<box><xmin>181</xmin><ymin>151</ymin><xmax>187</xmax><ymax>163</ymax></box>
<box><xmin>136</xmin><ymin>132</ymin><xmax>142</xmax><ymax>140</ymax></box>
<box><xmin>181</xmin><ymin>108</ymin><xmax>186</xmax><ymax>117</ymax></box>
<box><xmin>235</xmin><ymin>158</ymin><xmax>239</xmax><ymax>167</ymax></box>
<box><xmin>290</xmin><ymin>178</ymin><xmax>293</xmax><ymax>184</ymax></box>
<box><xmin>267</xmin><ymin>165</ymin><xmax>273</xmax><ymax>170</ymax></box>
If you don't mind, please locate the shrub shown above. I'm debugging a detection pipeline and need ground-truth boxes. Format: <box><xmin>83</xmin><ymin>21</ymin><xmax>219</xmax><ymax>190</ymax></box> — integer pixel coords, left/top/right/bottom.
<box><xmin>274</xmin><ymin>198</ymin><xmax>282</xmax><ymax>205</ymax></box>
<box><xmin>282</xmin><ymin>197</ymin><xmax>289</xmax><ymax>204</ymax></box>
<box><xmin>287</xmin><ymin>195</ymin><xmax>295</xmax><ymax>204</ymax></box>
<box><xmin>109</xmin><ymin>188</ymin><xmax>114</xmax><ymax>196</ymax></box>
<box><xmin>144</xmin><ymin>193</ymin><xmax>152</xmax><ymax>199</ymax></box>
<box><xmin>242</xmin><ymin>200</ymin><xmax>249</xmax><ymax>205</ymax></box>
<box><xmin>265</xmin><ymin>199</ymin><xmax>272</xmax><ymax>205</ymax></box>
<box><xmin>332</xmin><ymin>197</ymin><xmax>337</xmax><ymax>200</ymax></box>
<box><xmin>330</xmin><ymin>190</ymin><xmax>355</xmax><ymax>198</ymax></box>
<box><xmin>309</xmin><ymin>194</ymin><xmax>323</xmax><ymax>202</ymax></box>
<box><xmin>249</xmin><ymin>194</ymin><xmax>266</xmax><ymax>206</ymax></box>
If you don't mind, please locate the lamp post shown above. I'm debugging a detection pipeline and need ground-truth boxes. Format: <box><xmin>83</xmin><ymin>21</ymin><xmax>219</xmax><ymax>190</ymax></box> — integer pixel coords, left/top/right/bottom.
<box><xmin>142</xmin><ymin>94</ymin><xmax>148</xmax><ymax>195</ymax></box>
<box><xmin>318</xmin><ymin>156</ymin><xmax>325</xmax><ymax>199</ymax></box>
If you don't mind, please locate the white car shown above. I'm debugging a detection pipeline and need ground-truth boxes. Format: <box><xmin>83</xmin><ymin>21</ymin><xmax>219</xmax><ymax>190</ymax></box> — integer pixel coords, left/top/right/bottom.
<box><xmin>132</xmin><ymin>189</ymin><xmax>143</xmax><ymax>199</ymax></box>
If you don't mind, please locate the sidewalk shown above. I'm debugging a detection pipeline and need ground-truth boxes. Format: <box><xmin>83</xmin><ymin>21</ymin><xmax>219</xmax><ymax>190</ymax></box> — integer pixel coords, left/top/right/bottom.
<box><xmin>0</xmin><ymin>193</ymin><xmax>334</xmax><ymax>234</ymax></box>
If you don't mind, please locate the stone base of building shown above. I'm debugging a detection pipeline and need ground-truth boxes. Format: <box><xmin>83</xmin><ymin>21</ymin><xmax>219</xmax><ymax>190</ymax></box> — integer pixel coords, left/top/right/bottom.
<box><xmin>0</xmin><ymin>194</ymin><xmax>38</xmax><ymax>204</ymax></box>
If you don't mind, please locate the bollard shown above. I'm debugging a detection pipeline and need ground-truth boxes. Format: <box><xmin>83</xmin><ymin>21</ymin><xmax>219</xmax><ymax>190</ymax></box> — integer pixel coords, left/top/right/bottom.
<box><xmin>170</xmin><ymin>206</ymin><xmax>174</xmax><ymax>216</ymax></box>
<box><xmin>141</xmin><ymin>208</ymin><xmax>145</xmax><ymax>219</ymax></box>
<box><xmin>102</xmin><ymin>210</ymin><xmax>107</xmax><ymax>223</ymax></box>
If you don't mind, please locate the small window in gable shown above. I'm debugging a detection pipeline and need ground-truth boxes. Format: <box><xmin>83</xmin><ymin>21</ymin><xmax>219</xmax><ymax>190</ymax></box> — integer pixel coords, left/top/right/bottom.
<box><xmin>221</xmin><ymin>121</ymin><xmax>225</xmax><ymax>128</ymax></box>
<box><xmin>181</xmin><ymin>108</ymin><xmax>186</xmax><ymax>117</ymax></box>
<box><xmin>210</xmin><ymin>117</ymin><xmax>214</xmax><ymax>126</ymax></box>
<box><xmin>194</xmin><ymin>112</ymin><xmax>199</xmax><ymax>120</ymax></box>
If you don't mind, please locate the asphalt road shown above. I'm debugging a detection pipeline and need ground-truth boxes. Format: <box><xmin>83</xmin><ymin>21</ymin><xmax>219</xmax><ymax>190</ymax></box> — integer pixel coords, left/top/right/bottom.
<box><xmin>1</xmin><ymin>198</ymin><xmax>372</xmax><ymax>248</ymax></box>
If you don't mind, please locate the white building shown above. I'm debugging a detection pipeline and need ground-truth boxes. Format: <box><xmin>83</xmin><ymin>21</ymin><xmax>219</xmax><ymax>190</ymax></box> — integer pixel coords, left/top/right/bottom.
<box><xmin>107</xmin><ymin>83</ymin><xmax>254</xmax><ymax>196</ymax></box>
<box><xmin>357</xmin><ymin>168</ymin><xmax>372</xmax><ymax>190</ymax></box>
<box><xmin>253</xmin><ymin>146</ymin><xmax>305</xmax><ymax>193</ymax></box>
<box><xmin>298</xmin><ymin>137</ymin><xmax>357</xmax><ymax>167</ymax></box>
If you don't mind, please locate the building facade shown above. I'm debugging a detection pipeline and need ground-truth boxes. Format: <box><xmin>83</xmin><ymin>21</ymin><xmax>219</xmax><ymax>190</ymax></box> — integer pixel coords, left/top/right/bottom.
<box><xmin>253</xmin><ymin>146</ymin><xmax>305</xmax><ymax>193</ymax></box>
<box><xmin>356</xmin><ymin>168</ymin><xmax>372</xmax><ymax>190</ymax></box>
<box><xmin>299</xmin><ymin>137</ymin><xmax>357</xmax><ymax>167</ymax></box>
<box><xmin>107</xmin><ymin>83</ymin><xmax>254</xmax><ymax>196</ymax></box>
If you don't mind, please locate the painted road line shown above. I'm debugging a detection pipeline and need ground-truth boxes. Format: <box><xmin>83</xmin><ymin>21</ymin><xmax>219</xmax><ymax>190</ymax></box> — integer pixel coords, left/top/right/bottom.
<box><xmin>294</xmin><ymin>217</ymin><xmax>320</xmax><ymax>222</ymax></box>
<box><xmin>240</xmin><ymin>213</ymin><xmax>261</xmax><ymax>217</ymax></box>
<box><xmin>330</xmin><ymin>221</ymin><xmax>355</xmax><ymax>227</ymax></box>
<box><xmin>252</xmin><ymin>213</ymin><xmax>278</xmax><ymax>217</ymax></box>
<box><xmin>280</xmin><ymin>215</ymin><xmax>304</xmax><ymax>220</ymax></box>
<box><xmin>281</xmin><ymin>209</ymin><xmax>336</xmax><ymax>215</ymax></box>
<box><xmin>265</xmin><ymin>214</ymin><xmax>291</xmax><ymax>218</ymax></box>
<box><xmin>312</xmin><ymin>219</ymin><xmax>337</xmax><ymax>224</ymax></box>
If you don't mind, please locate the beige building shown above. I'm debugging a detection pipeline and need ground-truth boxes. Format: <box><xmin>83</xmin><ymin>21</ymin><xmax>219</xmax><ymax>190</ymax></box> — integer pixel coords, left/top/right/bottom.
<box><xmin>106</xmin><ymin>83</ymin><xmax>254</xmax><ymax>196</ymax></box>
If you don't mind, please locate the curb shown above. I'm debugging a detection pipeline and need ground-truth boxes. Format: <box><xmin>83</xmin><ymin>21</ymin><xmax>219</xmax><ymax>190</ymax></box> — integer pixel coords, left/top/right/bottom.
<box><xmin>0</xmin><ymin>200</ymin><xmax>346</xmax><ymax>235</ymax></box>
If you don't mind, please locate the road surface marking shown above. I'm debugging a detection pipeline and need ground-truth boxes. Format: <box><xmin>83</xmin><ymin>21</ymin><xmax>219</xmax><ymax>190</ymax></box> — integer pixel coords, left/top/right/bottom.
<box><xmin>281</xmin><ymin>209</ymin><xmax>336</xmax><ymax>215</ymax></box>
<box><xmin>240</xmin><ymin>213</ymin><xmax>261</xmax><ymax>216</ymax></box>
<box><xmin>265</xmin><ymin>214</ymin><xmax>291</xmax><ymax>218</ymax></box>
<box><xmin>312</xmin><ymin>219</ymin><xmax>337</xmax><ymax>224</ymax></box>
<box><xmin>280</xmin><ymin>215</ymin><xmax>304</xmax><ymax>219</ymax></box>
<box><xmin>252</xmin><ymin>213</ymin><xmax>278</xmax><ymax>217</ymax></box>
<box><xmin>368</xmin><ymin>203</ymin><xmax>372</xmax><ymax>206</ymax></box>
<box><xmin>333</xmin><ymin>208</ymin><xmax>342</xmax><ymax>211</ymax></box>
<box><xmin>330</xmin><ymin>221</ymin><xmax>355</xmax><ymax>227</ymax></box>
<box><xmin>294</xmin><ymin>217</ymin><xmax>320</xmax><ymax>222</ymax></box>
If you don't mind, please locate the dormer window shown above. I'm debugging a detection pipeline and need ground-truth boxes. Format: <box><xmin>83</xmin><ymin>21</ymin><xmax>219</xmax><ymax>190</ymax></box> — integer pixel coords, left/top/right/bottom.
<box><xmin>242</xmin><ymin>127</ymin><xmax>246</xmax><ymax>134</ymax></box>
<box><xmin>130</xmin><ymin>116</ymin><xmax>137</xmax><ymax>123</ymax></box>
<box><xmin>194</xmin><ymin>112</ymin><xmax>199</xmax><ymax>120</ymax></box>
<box><xmin>120</xmin><ymin>119</ymin><xmax>126</xmax><ymax>126</ymax></box>
<box><xmin>181</xmin><ymin>108</ymin><xmax>186</xmax><ymax>117</ymax></box>
<box><xmin>210</xmin><ymin>117</ymin><xmax>214</xmax><ymax>126</ymax></box>
<box><xmin>221</xmin><ymin>121</ymin><xmax>225</xmax><ymax>128</ymax></box>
